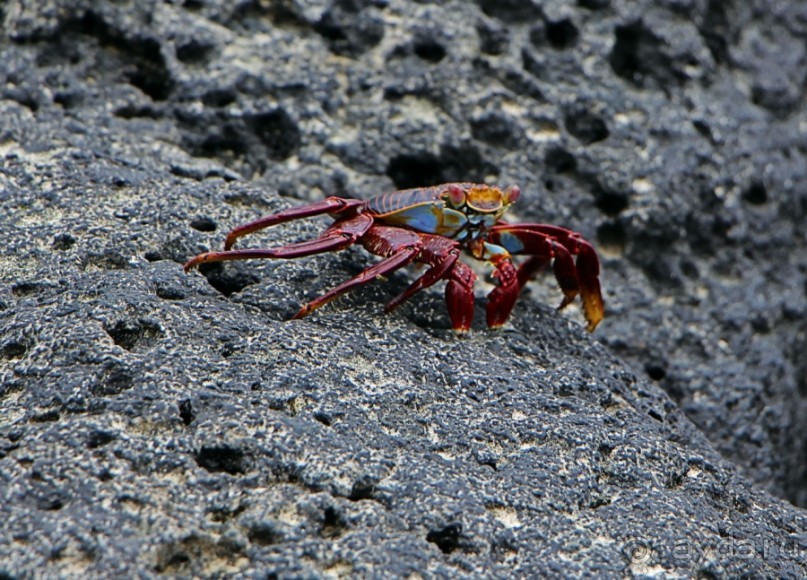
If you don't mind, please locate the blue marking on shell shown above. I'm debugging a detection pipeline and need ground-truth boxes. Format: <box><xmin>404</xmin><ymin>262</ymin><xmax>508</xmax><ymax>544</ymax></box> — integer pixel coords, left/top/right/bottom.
<box><xmin>437</xmin><ymin>208</ymin><xmax>468</xmax><ymax>236</ymax></box>
<box><xmin>381</xmin><ymin>204</ymin><xmax>436</xmax><ymax>233</ymax></box>
<box><xmin>381</xmin><ymin>203</ymin><xmax>468</xmax><ymax>236</ymax></box>
<box><xmin>492</xmin><ymin>231</ymin><xmax>525</xmax><ymax>253</ymax></box>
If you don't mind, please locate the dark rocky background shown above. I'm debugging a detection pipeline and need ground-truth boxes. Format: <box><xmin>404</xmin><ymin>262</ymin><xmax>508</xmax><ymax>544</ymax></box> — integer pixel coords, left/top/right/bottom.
<box><xmin>1</xmin><ymin>0</ymin><xmax>805</xmax><ymax>576</ymax></box>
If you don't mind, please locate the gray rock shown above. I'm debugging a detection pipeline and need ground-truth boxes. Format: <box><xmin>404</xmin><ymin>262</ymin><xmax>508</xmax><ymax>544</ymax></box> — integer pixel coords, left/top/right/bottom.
<box><xmin>1</xmin><ymin>0</ymin><xmax>806</xmax><ymax>576</ymax></box>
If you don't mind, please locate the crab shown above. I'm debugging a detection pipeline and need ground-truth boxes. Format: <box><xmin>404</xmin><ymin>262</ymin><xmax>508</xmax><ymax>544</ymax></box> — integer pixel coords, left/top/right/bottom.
<box><xmin>184</xmin><ymin>183</ymin><xmax>604</xmax><ymax>332</ymax></box>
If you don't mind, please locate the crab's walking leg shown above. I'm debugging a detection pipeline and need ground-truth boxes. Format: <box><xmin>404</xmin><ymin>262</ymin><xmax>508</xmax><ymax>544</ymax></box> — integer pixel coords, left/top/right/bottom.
<box><xmin>383</xmin><ymin>233</ymin><xmax>477</xmax><ymax>332</ymax></box>
<box><xmin>293</xmin><ymin>225</ymin><xmax>422</xmax><ymax>319</ymax></box>
<box><xmin>506</xmin><ymin>240</ymin><xmax>580</xmax><ymax>307</ymax></box>
<box><xmin>183</xmin><ymin>213</ymin><xmax>374</xmax><ymax>272</ymax></box>
<box><xmin>224</xmin><ymin>197</ymin><xmax>367</xmax><ymax>250</ymax></box>
<box><xmin>489</xmin><ymin>224</ymin><xmax>604</xmax><ymax>332</ymax></box>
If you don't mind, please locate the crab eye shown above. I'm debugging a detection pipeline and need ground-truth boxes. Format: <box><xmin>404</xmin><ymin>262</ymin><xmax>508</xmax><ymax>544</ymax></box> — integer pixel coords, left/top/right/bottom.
<box><xmin>445</xmin><ymin>184</ymin><xmax>466</xmax><ymax>206</ymax></box>
<box><xmin>504</xmin><ymin>185</ymin><xmax>520</xmax><ymax>204</ymax></box>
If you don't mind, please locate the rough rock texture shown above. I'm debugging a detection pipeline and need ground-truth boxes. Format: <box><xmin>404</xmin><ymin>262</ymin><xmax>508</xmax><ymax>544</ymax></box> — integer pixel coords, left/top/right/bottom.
<box><xmin>1</xmin><ymin>0</ymin><xmax>806</xmax><ymax>576</ymax></box>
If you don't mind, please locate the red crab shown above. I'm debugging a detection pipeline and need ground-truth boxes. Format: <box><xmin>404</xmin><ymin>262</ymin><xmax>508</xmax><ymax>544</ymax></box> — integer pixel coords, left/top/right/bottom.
<box><xmin>184</xmin><ymin>183</ymin><xmax>604</xmax><ymax>332</ymax></box>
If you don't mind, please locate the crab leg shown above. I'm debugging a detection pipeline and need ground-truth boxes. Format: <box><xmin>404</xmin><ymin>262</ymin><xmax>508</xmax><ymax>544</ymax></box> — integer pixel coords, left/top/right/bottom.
<box><xmin>293</xmin><ymin>225</ymin><xmax>421</xmax><ymax>319</ymax></box>
<box><xmin>488</xmin><ymin>224</ymin><xmax>604</xmax><ymax>332</ymax></box>
<box><xmin>499</xmin><ymin>235</ymin><xmax>580</xmax><ymax>305</ymax></box>
<box><xmin>383</xmin><ymin>233</ymin><xmax>477</xmax><ymax>331</ymax></box>
<box><xmin>183</xmin><ymin>213</ymin><xmax>374</xmax><ymax>271</ymax></box>
<box><xmin>383</xmin><ymin>257</ymin><xmax>456</xmax><ymax>313</ymax></box>
<box><xmin>224</xmin><ymin>197</ymin><xmax>367</xmax><ymax>250</ymax></box>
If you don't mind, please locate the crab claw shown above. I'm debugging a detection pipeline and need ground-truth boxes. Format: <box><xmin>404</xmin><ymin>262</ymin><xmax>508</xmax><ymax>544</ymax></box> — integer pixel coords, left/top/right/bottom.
<box><xmin>445</xmin><ymin>261</ymin><xmax>476</xmax><ymax>332</ymax></box>
<box><xmin>486</xmin><ymin>258</ymin><xmax>520</xmax><ymax>328</ymax></box>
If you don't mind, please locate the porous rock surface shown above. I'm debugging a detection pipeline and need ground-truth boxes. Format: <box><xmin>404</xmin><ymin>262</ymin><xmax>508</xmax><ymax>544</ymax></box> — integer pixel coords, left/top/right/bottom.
<box><xmin>1</xmin><ymin>0</ymin><xmax>806</xmax><ymax>576</ymax></box>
